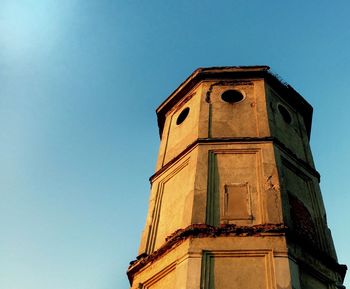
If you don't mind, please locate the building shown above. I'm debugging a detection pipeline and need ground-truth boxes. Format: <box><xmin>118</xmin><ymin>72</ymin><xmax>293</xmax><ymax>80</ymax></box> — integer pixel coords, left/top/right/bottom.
<box><xmin>127</xmin><ymin>66</ymin><xmax>347</xmax><ymax>289</ymax></box>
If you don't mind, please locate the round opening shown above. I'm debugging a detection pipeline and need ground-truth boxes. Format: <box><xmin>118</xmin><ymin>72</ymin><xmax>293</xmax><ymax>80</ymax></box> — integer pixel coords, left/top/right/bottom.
<box><xmin>278</xmin><ymin>104</ymin><xmax>292</xmax><ymax>124</ymax></box>
<box><xmin>176</xmin><ymin>107</ymin><xmax>190</xmax><ymax>125</ymax></box>
<box><xmin>221</xmin><ymin>90</ymin><xmax>244</xmax><ymax>103</ymax></box>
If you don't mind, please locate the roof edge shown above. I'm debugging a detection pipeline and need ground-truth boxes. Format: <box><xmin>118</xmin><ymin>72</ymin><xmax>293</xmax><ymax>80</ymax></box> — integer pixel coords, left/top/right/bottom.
<box><xmin>156</xmin><ymin>66</ymin><xmax>270</xmax><ymax>113</ymax></box>
<box><xmin>155</xmin><ymin>66</ymin><xmax>312</xmax><ymax>140</ymax></box>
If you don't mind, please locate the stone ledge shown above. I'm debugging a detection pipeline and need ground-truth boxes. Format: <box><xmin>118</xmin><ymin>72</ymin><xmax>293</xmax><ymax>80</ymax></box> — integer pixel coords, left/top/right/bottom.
<box><xmin>127</xmin><ymin>223</ymin><xmax>287</xmax><ymax>283</ymax></box>
<box><xmin>149</xmin><ymin>137</ymin><xmax>320</xmax><ymax>183</ymax></box>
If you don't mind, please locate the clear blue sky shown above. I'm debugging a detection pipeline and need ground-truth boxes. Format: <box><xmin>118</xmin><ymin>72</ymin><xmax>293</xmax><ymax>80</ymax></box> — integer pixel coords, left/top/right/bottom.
<box><xmin>1</xmin><ymin>1</ymin><xmax>349</xmax><ymax>288</ymax></box>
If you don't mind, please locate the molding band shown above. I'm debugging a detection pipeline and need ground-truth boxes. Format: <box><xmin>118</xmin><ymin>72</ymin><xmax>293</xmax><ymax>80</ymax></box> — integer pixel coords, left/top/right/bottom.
<box><xmin>127</xmin><ymin>223</ymin><xmax>286</xmax><ymax>283</ymax></box>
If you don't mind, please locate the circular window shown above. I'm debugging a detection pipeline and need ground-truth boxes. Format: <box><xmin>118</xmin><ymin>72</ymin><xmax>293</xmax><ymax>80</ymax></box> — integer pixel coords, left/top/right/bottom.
<box><xmin>278</xmin><ymin>104</ymin><xmax>292</xmax><ymax>124</ymax></box>
<box><xmin>176</xmin><ymin>107</ymin><xmax>190</xmax><ymax>125</ymax></box>
<box><xmin>221</xmin><ymin>90</ymin><xmax>244</xmax><ymax>104</ymax></box>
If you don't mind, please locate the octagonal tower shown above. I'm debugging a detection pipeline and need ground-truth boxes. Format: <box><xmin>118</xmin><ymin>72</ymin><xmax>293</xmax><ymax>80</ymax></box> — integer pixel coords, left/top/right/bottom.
<box><xmin>127</xmin><ymin>66</ymin><xmax>346</xmax><ymax>289</ymax></box>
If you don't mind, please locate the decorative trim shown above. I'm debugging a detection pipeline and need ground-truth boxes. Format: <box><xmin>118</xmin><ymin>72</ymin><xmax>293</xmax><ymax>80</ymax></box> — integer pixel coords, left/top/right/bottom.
<box><xmin>206</xmin><ymin>151</ymin><xmax>219</xmax><ymax>226</ymax></box>
<box><xmin>149</xmin><ymin>137</ymin><xmax>320</xmax><ymax>183</ymax></box>
<box><xmin>128</xmin><ymin>223</ymin><xmax>346</xmax><ymax>285</ymax></box>
<box><xmin>201</xmin><ymin>251</ymin><xmax>213</xmax><ymax>289</ymax></box>
<box><xmin>128</xmin><ymin>223</ymin><xmax>287</xmax><ymax>283</ymax></box>
<box><xmin>201</xmin><ymin>250</ymin><xmax>276</xmax><ymax>289</ymax></box>
<box><xmin>222</xmin><ymin>182</ymin><xmax>253</xmax><ymax>221</ymax></box>
<box><xmin>146</xmin><ymin>158</ymin><xmax>190</xmax><ymax>253</ymax></box>
<box><xmin>208</xmin><ymin>102</ymin><xmax>212</xmax><ymax>138</ymax></box>
<box><xmin>160</xmin><ymin>113</ymin><xmax>174</xmax><ymax>167</ymax></box>
<box><xmin>141</xmin><ymin>262</ymin><xmax>176</xmax><ymax>289</ymax></box>
<box><xmin>206</xmin><ymin>148</ymin><xmax>264</xmax><ymax>225</ymax></box>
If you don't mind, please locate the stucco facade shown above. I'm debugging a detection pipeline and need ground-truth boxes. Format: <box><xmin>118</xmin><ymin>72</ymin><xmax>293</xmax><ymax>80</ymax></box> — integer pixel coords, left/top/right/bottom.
<box><xmin>127</xmin><ymin>66</ymin><xmax>346</xmax><ymax>289</ymax></box>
